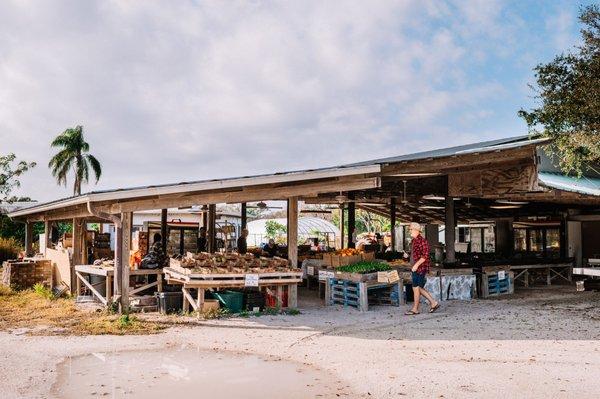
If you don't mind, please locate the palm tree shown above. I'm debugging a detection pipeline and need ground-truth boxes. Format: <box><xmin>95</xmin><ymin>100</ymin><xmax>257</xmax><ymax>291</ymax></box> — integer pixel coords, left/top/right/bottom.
<box><xmin>48</xmin><ymin>126</ymin><xmax>102</xmax><ymax>196</ymax></box>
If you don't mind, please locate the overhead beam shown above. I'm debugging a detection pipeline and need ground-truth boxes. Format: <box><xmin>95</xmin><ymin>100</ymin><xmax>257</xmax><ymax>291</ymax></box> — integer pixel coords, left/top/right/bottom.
<box><xmin>100</xmin><ymin>177</ymin><xmax>381</xmax><ymax>214</ymax></box>
<box><xmin>448</xmin><ymin>164</ymin><xmax>539</xmax><ymax>197</ymax></box>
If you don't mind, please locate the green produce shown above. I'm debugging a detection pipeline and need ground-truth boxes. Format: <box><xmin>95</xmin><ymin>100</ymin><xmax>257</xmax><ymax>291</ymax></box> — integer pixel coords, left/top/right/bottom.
<box><xmin>337</xmin><ymin>261</ymin><xmax>391</xmax><ymax>274</ymax></box>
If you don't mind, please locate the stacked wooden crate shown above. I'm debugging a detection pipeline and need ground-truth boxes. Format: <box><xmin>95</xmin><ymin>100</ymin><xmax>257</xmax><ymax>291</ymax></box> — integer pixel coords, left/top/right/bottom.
<box><xmin>1</xmin><ymin>259</ymin><xmax>52</xmax><ymax>289</ymax></box>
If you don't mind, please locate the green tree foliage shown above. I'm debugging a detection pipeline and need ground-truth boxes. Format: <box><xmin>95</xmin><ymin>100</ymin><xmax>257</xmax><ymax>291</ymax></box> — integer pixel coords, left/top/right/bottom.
<box><xmin>264</xmin><ymin>220</ymin><xmax>287</xmax><ymax>239</ymax></box>
<box><xmin>519</xmin><ymin>5</ymin><xmax>600</xmax><ymax>176</ymax></box>
<box><xmin>48</xmin><ymin>125</ymin><xmax>102</xmax><ymax>196</ymax></box>
<box><xmin>0</xmin><ymin>154</ymin><xmax>36</xmax><ymax>202</ymax></box>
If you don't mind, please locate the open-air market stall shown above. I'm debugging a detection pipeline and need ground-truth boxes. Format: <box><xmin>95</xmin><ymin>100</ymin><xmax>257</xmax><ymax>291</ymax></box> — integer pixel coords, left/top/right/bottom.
<box><xmin>7</xmin><ymin>135</ymin><xmax>600</xmax><ymax>313</ymax></box>
<box><xmin>164</xmin><ymin>252</ymin><xmax>302</xmax><ymax>313</ymax></box>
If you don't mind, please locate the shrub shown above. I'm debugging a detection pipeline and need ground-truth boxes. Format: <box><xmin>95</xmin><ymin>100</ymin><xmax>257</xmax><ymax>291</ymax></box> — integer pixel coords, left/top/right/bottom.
<box><xmin>33</xmin><ymin>283</ymin><xmax>54</xmax><ymax>300</ymax></box>
<box><xmin>0</xmin><ymin>237</ymin><xmax>21</xmax><ymax>263</ymax></box>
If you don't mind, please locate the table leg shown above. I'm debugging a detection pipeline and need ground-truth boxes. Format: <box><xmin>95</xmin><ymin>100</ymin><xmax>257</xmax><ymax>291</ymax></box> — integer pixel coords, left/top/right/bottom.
<box><xmin>276</xmin><ymin>285</ymin><xmax>283</xmax><ymax>308</ymax></box>
<box><xmin>358</xmin><ymin>282</ymin><xmax>368</xmax><ymax>311</ymax></box>
<box><xmin>106</xmin><ymin>276</ymin><xmax>112</xmax><ymax>304</ymax></box>
<box><xmin>288</xmin><ymin>284</ymin><xmax>298</xmax><ymax>308</ymax></box>
<box><xmin>182</xmin><ymin>288</ymin><xmax>189</xmax><ymax>313</ymax></box>
<box><xmin>547</xmin><ymin>267</ymin><xmax>551</xmax><ymax>285</ymax></box>
<box><xmin>76</xmin><ymin>273</ymin><xmax>81</xmax><ymax>297</ymax></box>
<box><xmin>197</xmin><ymin>288</ymin><xmax>205</xmax><ymax>318</ymax></box>
<box><xmin>524</xmin><ymin>270</ymin><xmax>529</xmax><ymax>288</ymax></box>
<box><xmin>157</xmin><ymin>273</ymin><xmax>163</xmax><ymax>292</ymax></box>
<box><xmin>397</xmin><ymin>280</ymin><xmax>405</xmax><ymax>305</ymax></box>
<box><xmin>324</xmin><ymin>279</ymin><xmax>331</xmax><ymax>306</ymax></box>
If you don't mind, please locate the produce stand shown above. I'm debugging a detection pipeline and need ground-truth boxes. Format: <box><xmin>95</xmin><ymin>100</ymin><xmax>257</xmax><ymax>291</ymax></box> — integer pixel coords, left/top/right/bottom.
<box><xmin>164</xmin><ymin>267</ymin><xmax>302</xmax><ymax>312</ymax></box>
<box><xmin>164</xmin><ymin>252</ymin><xmax>303</xmax><ymax>313</ymax></box>
<box><xmin>74</xmin><ymin>264</ymin><xmax>164</xmax><ymax>305</ymax></box>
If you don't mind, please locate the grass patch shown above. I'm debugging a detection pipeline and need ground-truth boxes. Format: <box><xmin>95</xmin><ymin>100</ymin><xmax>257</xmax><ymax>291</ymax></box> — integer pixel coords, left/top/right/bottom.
<box><xmin>0</xmin><ymin>286</ymin><xmax>165</xmax><ymax>336</ymax></box>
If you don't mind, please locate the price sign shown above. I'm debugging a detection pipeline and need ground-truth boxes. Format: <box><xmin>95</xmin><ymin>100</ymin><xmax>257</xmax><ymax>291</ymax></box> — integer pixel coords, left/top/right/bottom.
<box><xmin>318</xmin><ymin>270</ymin><xmax>335</xmax><ymax>281</ymax></box>
<box><xmin>245</xmin><ymin>273</ymin><xmax>259</xmax><ymax>287</ymax></box>
<box><xmin>498</xmin><ymin>270</ymin><xmax>506</xmax><ymax>280</ymax></box>
<box><xmin>307</xmin><ymin>266</ymin><xmax>315</xmax><ymax>276</ymax></box>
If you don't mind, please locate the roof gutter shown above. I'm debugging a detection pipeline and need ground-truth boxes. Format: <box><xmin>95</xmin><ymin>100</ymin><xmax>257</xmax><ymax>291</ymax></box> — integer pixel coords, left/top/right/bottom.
<box><xmin>87</xmin><ymin>201</ymin><xmax>121</xmax><ymax>228</ymax></box>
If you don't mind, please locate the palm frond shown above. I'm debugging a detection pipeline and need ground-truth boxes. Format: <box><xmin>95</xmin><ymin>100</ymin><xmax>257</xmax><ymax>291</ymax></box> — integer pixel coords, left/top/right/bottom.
<box><xmin>85</xmin><ymin>154</ymin><xmax>102</xmax><ymax>183</ymax></box>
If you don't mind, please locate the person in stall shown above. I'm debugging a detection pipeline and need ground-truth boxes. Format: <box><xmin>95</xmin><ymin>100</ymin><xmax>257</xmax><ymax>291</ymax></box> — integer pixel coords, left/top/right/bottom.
<box><xmin>197</xmin><ymin>227</ymin><xmax>207</xmax><ymax>252</ymax></box>
<box><xmin>140</xmin><ymin>233</ymin><xmax>166</xmax><ymax>269</ymax></box>
<box><xmin>262</xmin><ymin>238</ymin><xmax>279</xmax><ymax>257</ymax></box>
<box><xmin>237</xmin><ymin>228</ymin><xmax>248</xmax><ymax>254</ymax></box>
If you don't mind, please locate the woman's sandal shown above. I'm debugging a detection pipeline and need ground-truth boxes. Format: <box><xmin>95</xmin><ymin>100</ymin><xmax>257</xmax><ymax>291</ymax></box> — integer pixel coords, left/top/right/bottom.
<box><xmin>404</xmin><ymin>310</ymin><xmax>420</xmax><ymax>316</ymax></box>
<box><xmin>429</xmin><ymin>304</ymin><xmax>440</xmax><ymax>313</ymax></box>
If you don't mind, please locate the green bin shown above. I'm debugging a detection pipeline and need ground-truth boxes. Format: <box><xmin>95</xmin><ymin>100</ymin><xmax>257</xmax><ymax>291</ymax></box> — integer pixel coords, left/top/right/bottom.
<box><xmin>212</xmin><ymin>290</ymin><xmax>244</xmax><ymax>313</ymax></box>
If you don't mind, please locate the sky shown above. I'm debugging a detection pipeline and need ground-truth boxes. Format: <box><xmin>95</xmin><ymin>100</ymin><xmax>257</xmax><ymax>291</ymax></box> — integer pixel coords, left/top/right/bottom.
<box><xmin>0</xmin><ymin>0</ymin><xmax>595</xmax><ymax>202</ymax></box>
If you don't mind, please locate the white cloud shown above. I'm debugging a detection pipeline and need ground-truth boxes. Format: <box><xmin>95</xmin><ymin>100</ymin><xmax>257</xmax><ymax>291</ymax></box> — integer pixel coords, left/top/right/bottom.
<box><xmin>0</xmin><ymin>0</ymin><xmax>567</xmax><ymax>202</ymax></box>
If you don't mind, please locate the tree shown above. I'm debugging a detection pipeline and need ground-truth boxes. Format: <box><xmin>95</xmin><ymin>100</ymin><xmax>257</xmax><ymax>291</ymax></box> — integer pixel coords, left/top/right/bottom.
<box><xmin>48</xmin><ymin>125</ymin><xmax>102</xmax><ymax>196</ymax></box>
<box><xmin>0</xmin><ymin>154</ymin><xmax>36</xmax><ymax>244</ymax></box>
<box><xmin>0</xmin><ymin>154</ymin><xmax>36</xmax><ymax>202</ymax></box>
<box><xmin>264</xmin><ymin>220</ymin><xmax>287</xmax><ymax>239</ymax></box>
<box><xmin>519</xmin><ymin>5</ymin><xmax>600</xmax><ymax>176</ymax></box>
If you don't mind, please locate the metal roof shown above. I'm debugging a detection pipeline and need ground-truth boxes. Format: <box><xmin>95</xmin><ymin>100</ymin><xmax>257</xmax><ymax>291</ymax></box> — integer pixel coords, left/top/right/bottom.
<box><xmin>538</xmin><ymin>172</ymin><xmax>600</xmax><ymax>196</ymax></box>
<box><xmin>345</xmin><ymin>135</ymin><xmax>549</xmax><ymax>166</ymax></box>
<box><xmin>7</xmin><ymin>135</ymin><xmax>556</xmax><ymax>218</ymax></box>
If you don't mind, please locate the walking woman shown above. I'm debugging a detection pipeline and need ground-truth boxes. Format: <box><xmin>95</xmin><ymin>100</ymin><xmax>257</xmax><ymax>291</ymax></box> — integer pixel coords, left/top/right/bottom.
<box><xmin>404</xmin><ymin>222</ymin><xmax>440</xmax><ymax>315</ymax></box>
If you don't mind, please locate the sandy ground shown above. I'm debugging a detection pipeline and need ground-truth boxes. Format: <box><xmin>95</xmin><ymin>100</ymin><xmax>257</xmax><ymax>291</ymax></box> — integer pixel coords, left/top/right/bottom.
<box><xmin>1</xmin><ymin>286</ymin><xmax>600</xmax><ymax>398</ymax></box>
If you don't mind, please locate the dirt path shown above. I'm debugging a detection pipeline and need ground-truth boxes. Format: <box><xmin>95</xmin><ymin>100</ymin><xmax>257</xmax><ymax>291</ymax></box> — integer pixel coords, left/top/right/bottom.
<box><xmin>2</xmin><ymin>287</ymin><xmax>599</xmax><ymax>398</ymax></box>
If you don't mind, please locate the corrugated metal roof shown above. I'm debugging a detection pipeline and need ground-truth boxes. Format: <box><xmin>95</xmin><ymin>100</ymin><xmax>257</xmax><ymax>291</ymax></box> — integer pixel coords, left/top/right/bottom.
<box><xmin>538</xmin><ymin>172</ymin><xmax>600</xmax><ymax>196</ymax></box>
<box><xmin>346</xmin><ymin>135</ymin><xmax>548</xmax><ymax>166</ymax></box>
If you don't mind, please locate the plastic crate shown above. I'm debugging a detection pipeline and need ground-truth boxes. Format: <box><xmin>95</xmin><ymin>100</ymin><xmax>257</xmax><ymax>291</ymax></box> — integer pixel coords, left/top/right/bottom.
<box><xmin>213</xmin><ymin>290</ymin><xmax>244</xmax><ymax>313</ymax></box>
<box><xmin>156</xmin><ymin>291</ymin><xmax>183</xmax><ymax>314</ymax></box>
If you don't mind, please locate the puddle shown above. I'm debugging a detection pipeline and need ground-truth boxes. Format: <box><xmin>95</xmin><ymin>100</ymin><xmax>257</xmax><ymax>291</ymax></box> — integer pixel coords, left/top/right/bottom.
<box><xmin>51</xmin><ymin>346</ymin><xmax>352</xmax><ymax>398</ymax></box>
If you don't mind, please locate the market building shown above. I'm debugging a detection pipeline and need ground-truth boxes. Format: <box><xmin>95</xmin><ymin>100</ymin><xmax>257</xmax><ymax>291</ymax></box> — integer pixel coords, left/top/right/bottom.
<box><xmin>7</xmin><ymin>135</ymin><xmax>600</xmax><ymax>312</ymax></box>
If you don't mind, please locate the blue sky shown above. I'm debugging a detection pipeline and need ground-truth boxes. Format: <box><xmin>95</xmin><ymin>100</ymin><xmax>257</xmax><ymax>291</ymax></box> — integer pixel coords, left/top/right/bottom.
<box><xmin>0</xmin><ymin>0</ymin><xmax>594</xmax><ymax>201</ymax></box>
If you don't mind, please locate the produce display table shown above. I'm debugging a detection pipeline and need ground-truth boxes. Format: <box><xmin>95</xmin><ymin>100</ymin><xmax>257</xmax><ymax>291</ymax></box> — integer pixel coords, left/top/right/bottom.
<box><xmin>75</xmin><ymin>265</ymin><xmax>164</xmax><ymax>305</ymax></box>
<box><xmin>164</xmin><ymin>266</ymin><xmax>302</xmax><ymax>313</ymax></box>
<box><xmin>508</xmin><ymin>262</ymin><xmax>572</xmax><ymax>287</ymax></box>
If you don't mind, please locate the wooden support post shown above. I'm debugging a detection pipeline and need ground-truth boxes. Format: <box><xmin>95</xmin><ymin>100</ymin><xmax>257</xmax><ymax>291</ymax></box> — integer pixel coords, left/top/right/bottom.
<box><xmin>287</xmin><ymin>197</ymin><xmax>299</xmax><ymax>268</ymax></box>
<box><xmin>24</xmin><ymin>222</ymin><xmax>33</xmax><ymax>256</ymax></box>
<box><xmin>390</xmin><ymin>198</ymin><xmax>396</xmax><ymax>251</ymax></box>
<box><xmin>288</xmin><ymin>284</ymin><xmax>298</xmax><ymax>308</ymax></box>
<box><xmin>444</xmin><ymin>183</ymin><xmax>456</xmax><ymax>264</ymax></box>
<box><xmin>44</xmin><ymin>220</ymin><xmax>52</xmax><ymax>255</ymax></box>
<box><xmin>241</xmin><ymin>202</ymin><xmax>247</xmax><ymax>230</ymax></box>
<box><xmin>161</xmin><ymin>208</ymin><xmax>168</xmax><ymax>254</ymax></box>
<box><xmin>202</xmin><ymin>208</ymin><xmax>208</xmax><ymax>229</ymax></box>
<box><xmin>347</xmin><ymin>193</ymin><xmax>356</xmax><ymax>249</ymax></box>
<box><xmin>208</xmin><ymin>204</ymin><xmax>217</xmax><ymax>253</ymax></box>
<box><xmin>120</xmin><ymin>212</ymin><xmax>132</xmax><ymax>312</ymax></box>
<box><xmin>72</xmin><ymin>218</ymin><xmax>85</xmax><ymax>292</ymax></box>
<box><xmin>340</xmin><ymin>206</ymin><xmax>345</xmax><ymax>249</ymax></box>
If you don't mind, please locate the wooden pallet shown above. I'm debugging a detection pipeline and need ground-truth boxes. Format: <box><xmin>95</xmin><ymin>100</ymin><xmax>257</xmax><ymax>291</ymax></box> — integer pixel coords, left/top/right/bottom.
<box><xmin>481</xmin><ymin>271</ymin><xmax>514</xmax><ymax>298</ymax></box>
<box><xmin>326</xmin><ymin>277</ymin><xmax>405</xmax><ymax>311</ymax></box>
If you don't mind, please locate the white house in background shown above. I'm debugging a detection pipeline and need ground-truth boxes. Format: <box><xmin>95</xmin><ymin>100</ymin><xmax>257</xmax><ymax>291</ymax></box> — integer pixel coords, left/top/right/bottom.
<box><xmin>247</xmin><ymin>217</ymin><xmax>340</xmax><ymax>247</ymax></box>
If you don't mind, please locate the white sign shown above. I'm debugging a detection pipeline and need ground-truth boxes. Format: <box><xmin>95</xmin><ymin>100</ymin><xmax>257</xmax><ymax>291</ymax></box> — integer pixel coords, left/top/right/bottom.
<box><xmin>307</xmin><ymin>266</ymin><xmax>315</xmax><ymax>276</ymax></box>
<box><xmin>318</xmin><ymin>270</ymin><xmax>335</xmax><ymax>281</ymax></box>
<box><xmin>245</xmin><ymin>273</ymin><xmax>259</xmax><ymax>287</ymax></box>
<box><xmin>498</xmin><ymin>271</ymin><xmax>506</xmax><ymax>280</ymax></box>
